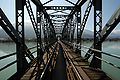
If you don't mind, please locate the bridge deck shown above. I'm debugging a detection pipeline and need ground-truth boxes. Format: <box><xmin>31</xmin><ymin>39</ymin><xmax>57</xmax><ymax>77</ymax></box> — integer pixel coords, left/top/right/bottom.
<box><xmin>21</xmin><ymin>41</ymin><xmax>112</xmax><ymax>80</ymax></box>
<box><xmin>60</xmin><ymin>41</ymin><xmax>112</xmax><ymax>80</ymax></box>
<box><xmin>21</xmin><ymin>43</ymin><xmax>57</xmax><ymax>80</ymax></box>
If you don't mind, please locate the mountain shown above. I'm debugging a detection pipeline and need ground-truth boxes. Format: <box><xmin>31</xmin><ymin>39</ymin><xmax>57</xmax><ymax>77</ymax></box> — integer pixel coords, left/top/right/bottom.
<box><xmin>0</xmin><ymin>29</ymin><xmax>9</xmax><ymax>38</ymax></box>
<box><xmin>82</xmin><ymin>29</ymin><xmax>120</xmax><ymax>39</ymax></box>
<box><xmin>82</xmin><ymin>29</ymin><xmax>93</xmax><ymax>38</ymax></box>
<box><xmin>0</xmin><ymin>23</ymin><xmax>36</xmax><ymax>39</ymax></box>
<box><xmin>74</xmin><ymin>29</ymin><xmax>94</xmax><ymax>38</ymax></box>
<box><xmin>0</xmin><ymin>23</ymin><xmax>120</xmax><ymax>39</ymax></box>
<box><xmin>108</xmin><ymin>30</ymin><xmax>120</xmax><ymax>38</ymax></box>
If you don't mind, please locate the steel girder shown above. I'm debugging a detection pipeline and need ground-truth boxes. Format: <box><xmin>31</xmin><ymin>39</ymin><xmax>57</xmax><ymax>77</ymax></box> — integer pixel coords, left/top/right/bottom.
<box><xmin>85</xmin><ymin>5</ymin><xmax>120</xmax><ymax>61</ymax></box>
<box><xmin>80</xmin><ymin>0</ymin><xmax>93</xmax><ymax>36</ymax></box>
<box><xmin>42</xmin><ymin>0</ymin><xmax>53</xmax><ymax>5</ymax></box>
<box><xmin>25</xmin><ymin>1</ymin><xmax>45</xmax><ymax>75</ymax></box>
<box><xmin>26</xmin><ymin>0</ymin><xmax>57</xmax><ymax>78</ymax></box>
<box><xmin>44</xmin><ymin>6</ymin><xmax>74</xmax><ymax>10</ymax></box>
<box><xmin>31</xmin><ymin>0</ymin><xmax>56</xmax><ymax>36</ymax></box>
<box><xmin>77</xmin><ymin>11</ymin><xmax>81</xmax><ymax>43</ymax></box>
<box><xmin>69</xmin><ymin>19</ymin><xmax>73</xmax><ymax>42</ymax></box>
<box><xmin>0</xmin><ymin>9</ymin><xmax>34</xmax><ymax>80</ymax></box>
<box><xmin>35</xmin><ymin>7</ymin><xmax>44</xmax><ymax>79</ymax></box>
<box><xmin>50</xmin><ymin>15</ymin><xmax>68</xmax><ymax>18</ymax></box>
<box><xmin>62</xmin><ymin>16</ymin><xmax>74</xmax><ymax>41</ymax></box>
<box><xmin>25</xmin><ymin>0</ymin><xmax>56</xmax><ymax>67</ymax></box>
<box><xmin>42</xmin><ymin>18</ymin><xmax>48</xmax><ymax>43</ymax></box>
<box><xmin>89</xmin><ymin>0</ymin><xmax>102</xmax><ymax>68</ymax></box>
<box><xmin>62</xmin><ymin>0</ymin><xmax>87</xmax><ymax>37</ymax></box>
<box><xmin>0</xmin><ymin>9</ymin><xmax>20</xmax><ymax>43</ymax></box>
<box><xmin>71</xmin><ymin>15</ymin><xmax>77</xmax><ymax>42</ymax></box>
<box><xmin>25</xmin><ymin>0</ymin><xmax>38</xmax><ymax>35</ymax></box>
<box><xmin>16</xmin><ymin>0</ymin><xmax>29</xmax><ymax>78</ymax></box>
<box><xmin>76</xmin><ymin>9</ymin><xmax>81</xmax><ymax>55</ymax></box>
<box><xmin>67</xmin><ymin>21</ymin><xmax>70</xmax><ymax>41</ymax></box>
<box><xmin>0</xmin><ymin>9</ymin><xmax>34</xmax><ymax>61</ymax></box>
<box><xmin>99</xmin><ymin>5</ymin><xmax>120</xmax><ymax>42</ymax></box>
<box><xmin>52</xmin><ymin>19</ymin><xmax>66</xmax><ymax>21</ymax></box>
<box><xmin>26</xmin><ymin>0</ymin><xmax>56</xmax><ymax>38</ymax></box>
<box><xmin>62</xmin><ymin>0</ymin><xmax>92</xmax><ymax>41</ymax></box>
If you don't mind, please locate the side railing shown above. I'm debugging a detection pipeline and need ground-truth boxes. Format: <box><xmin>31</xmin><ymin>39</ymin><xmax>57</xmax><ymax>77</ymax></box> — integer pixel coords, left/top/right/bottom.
<box><xmin>62</xmin><ymin>40</ymin><xmax>120</xmax><ymax>70</ymax></box>
<box><xmin>61</xmin><ymin>5</ymin><xmax>120</xmax><ymax>71</ymax></box>
<box><xmin>0</xmin><ymin>46</ymin><xmax>37</xmax><ymax>72</ymax></box>
<box><xmin>64</xmin><ymin>50</ymin><xmax>83</xmax><ymax>80</ymax></box>
<box><xmin>40</xmin><ymin>42</ymin><xmax>57</xmax><ymax>80</ymax></box>
<box><xmin>0</xmin><ymin>41</ymin><xmax>57</xmax><ymax>79</ymax></box>
<box><xmin>80</xmin><ymin>45</ymin><xmax>120</xmax><ymax>69</ymax></box>
<box><xmin>0</xmin><ymin>8</ymin><xmax>34</xmax><ymax>61</ymax></box>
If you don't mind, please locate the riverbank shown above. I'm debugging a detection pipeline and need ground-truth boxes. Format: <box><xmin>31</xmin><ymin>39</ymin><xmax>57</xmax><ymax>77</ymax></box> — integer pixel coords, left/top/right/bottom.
<box><xmin>1</xmin><ymin>38</ymin><xmax>120</xmax><ymax>42</ymax></box>
<box><xmin>0</xmin><ymin>38</ymin><xmax>37</xmax><ymax>42</ymax></box>
<box><xmin>73</xmin><ymin>38</ymin><xmax>120</xmax><ymax>42</ymax></box>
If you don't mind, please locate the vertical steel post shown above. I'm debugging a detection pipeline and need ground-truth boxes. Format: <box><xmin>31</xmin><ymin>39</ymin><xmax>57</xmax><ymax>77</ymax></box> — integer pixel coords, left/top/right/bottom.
<box><xmin>77</xmin><ymin>11</ymin><xmax>81</xmax><ymax>43</ymax></box>
<box><xmin>36</xmin><ymin>7</ymin><xmax>43</xmax><ymax>79</ymax></box>
<box><xmin>72</xmin><ymin>15</ymin><xmax>76</xmax><ymax>42</ymax></box>
<box><xmin>43</xmin><ymin>18</ymin><xmax>49</xmax><ymax>61</ymax></box>
<box><xmin>66</xmin><ymin>24</ymin><xmax>69</xmax><ymax>41</ymax></box>
<box><xmin>68</xmin><ymin>21</ymin><xmax>70</xmax><ymax>41</ymax></box>
<box><xmin>16</xmin><ymin>0</ymin><xmax>28</xmax><ymax>78</ymax></box>
<box><xmin>70</xmin><ymin>18</ymin><xmax>72</xmax><ymax>42</ymax></box>
<box><xmin>76</xmin><ymin>7</ymin><xmax>81</xmax><ymax>55</ymax></box>
<box><xmin>36</xmin><ymin>7</ymin><xmax>41</xmax><ymax>69</ymax></box>
<box><xmin>90</xmin><ymin>0</ymin><xmax>102</xmax><ymax>68</ymax></box>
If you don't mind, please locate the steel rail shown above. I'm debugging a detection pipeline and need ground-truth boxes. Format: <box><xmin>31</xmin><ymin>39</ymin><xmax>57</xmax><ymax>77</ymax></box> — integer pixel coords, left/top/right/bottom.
<box><xmin>81</xmin><ymin>49</ymin><xmax>120</xmax><ymax>69</ymax></box>
<box><xmin>0</xmin><ymin>60</ymin><xmax>17</xmax><ymax>71</ymax></box>
<box><xmin>64</xmin><ymin>49</ymin><xmax>82</xmax><ymax>80</ymax></box>
<box><xmin>62</xmin><ymin>40</ymin><xmax>120</xmax><ymax>69</ymax></box>
<box><xmin>0</xmin><ymin>53</ymin><xmax>16</xmax><ymax>60</ymax></box>
<box><xmin>64</xmin><ymin>40</ymin><xmax>120</xmax><ymax>60</ymax></box>
<box><xmin>40</xmin><ymin>43</ymin><xmax>57</xmax><ymax>80</ymax></box>
<box><xmin>80</xmin><ymin>45</ymin><xmax>120</xmax><ymax>59</ymax></box>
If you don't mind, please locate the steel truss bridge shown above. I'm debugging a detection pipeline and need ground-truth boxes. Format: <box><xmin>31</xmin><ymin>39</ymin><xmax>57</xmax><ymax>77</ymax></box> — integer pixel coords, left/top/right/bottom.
<box><xmin>0</xmin><ymin>0</ymin><xmax>120</xmax><ymax>80</ymax></box>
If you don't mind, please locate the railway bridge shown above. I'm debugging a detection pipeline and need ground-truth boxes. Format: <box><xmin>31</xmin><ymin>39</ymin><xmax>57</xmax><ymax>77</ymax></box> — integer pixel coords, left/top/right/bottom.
<box><xmin>0</xmin><ymin>0</ymin><xmax>120</xmax><ymax>80</ymax></box>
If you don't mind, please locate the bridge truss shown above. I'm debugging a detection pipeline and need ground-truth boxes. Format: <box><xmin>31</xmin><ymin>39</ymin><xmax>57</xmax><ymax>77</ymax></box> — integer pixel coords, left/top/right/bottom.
<box><xmin>0</xmin><ymin>0</ymin><xmax>120</xmax><ymax>79</ymax></box>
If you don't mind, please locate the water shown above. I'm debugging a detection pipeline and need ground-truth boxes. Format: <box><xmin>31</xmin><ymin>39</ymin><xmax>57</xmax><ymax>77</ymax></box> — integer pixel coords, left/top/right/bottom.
<box><xmin>102</xmin><ymin>41</ymin><xmax>120</xmax><ymax>80</ymax></box>
<box><xmin>81</xmin><ymin>41</ymin><xmax>120</xmax><ymax>80</ymax></box>
<box><xmin>0</xmin><ymin>41</ymin><xmax>120</xmax><ymax>80</ymax></box>
<box><xmin>0</xmin><ymin>42</ymin><xmax>36</xmax><ymax>80</ymax></box>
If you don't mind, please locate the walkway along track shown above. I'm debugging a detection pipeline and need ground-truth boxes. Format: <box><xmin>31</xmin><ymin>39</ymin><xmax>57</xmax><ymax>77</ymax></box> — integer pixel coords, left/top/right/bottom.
<box><xmin>59</xmin><ymin>41</ymin><xmax>112</xmax><ymax>80</ymax></box>
<box><xmin>21</xmin><ymin>42</ymin><xmax>58</xmax><ymax>80</ymax></box>
<box><xmin>20</xmin><ymin>41</ymin><xmax>112</xmax><ymax>80</ymax></box>
<box><xmin>52</xmin><ymin>43</ymin><xmax>67</xmax><ymax>80</ymax></box>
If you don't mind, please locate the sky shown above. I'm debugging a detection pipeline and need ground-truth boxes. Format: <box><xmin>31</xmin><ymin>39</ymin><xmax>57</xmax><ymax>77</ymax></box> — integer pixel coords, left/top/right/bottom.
<box><xmin>0</xmin><ymin>0</ymin><xmax>120</xmax><ymax>31</ymax></box>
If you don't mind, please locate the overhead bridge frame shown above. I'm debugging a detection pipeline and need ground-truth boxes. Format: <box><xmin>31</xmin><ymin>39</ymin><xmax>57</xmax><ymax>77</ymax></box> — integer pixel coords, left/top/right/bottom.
<box><xmin>0</xmin><ymin>0</ymin><xmax>120</xmax><ymax>79</ymax></box>
<box><xmin>44</xmin><ymin>6</ymin><xmax>74</xmax><ymax>10</ymax></box>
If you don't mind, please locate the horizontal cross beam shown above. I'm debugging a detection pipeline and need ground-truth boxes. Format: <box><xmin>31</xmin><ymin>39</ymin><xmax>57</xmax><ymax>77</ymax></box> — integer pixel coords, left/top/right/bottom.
<box><xmin>50</xmin><ymin>15</ymin><xmax>68</xmax><ymax>18</ymax></box>
<box><xmin>44</xmin><ymin>6</ymin><xmax>74</xmax><ymax>10</ymax></box>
